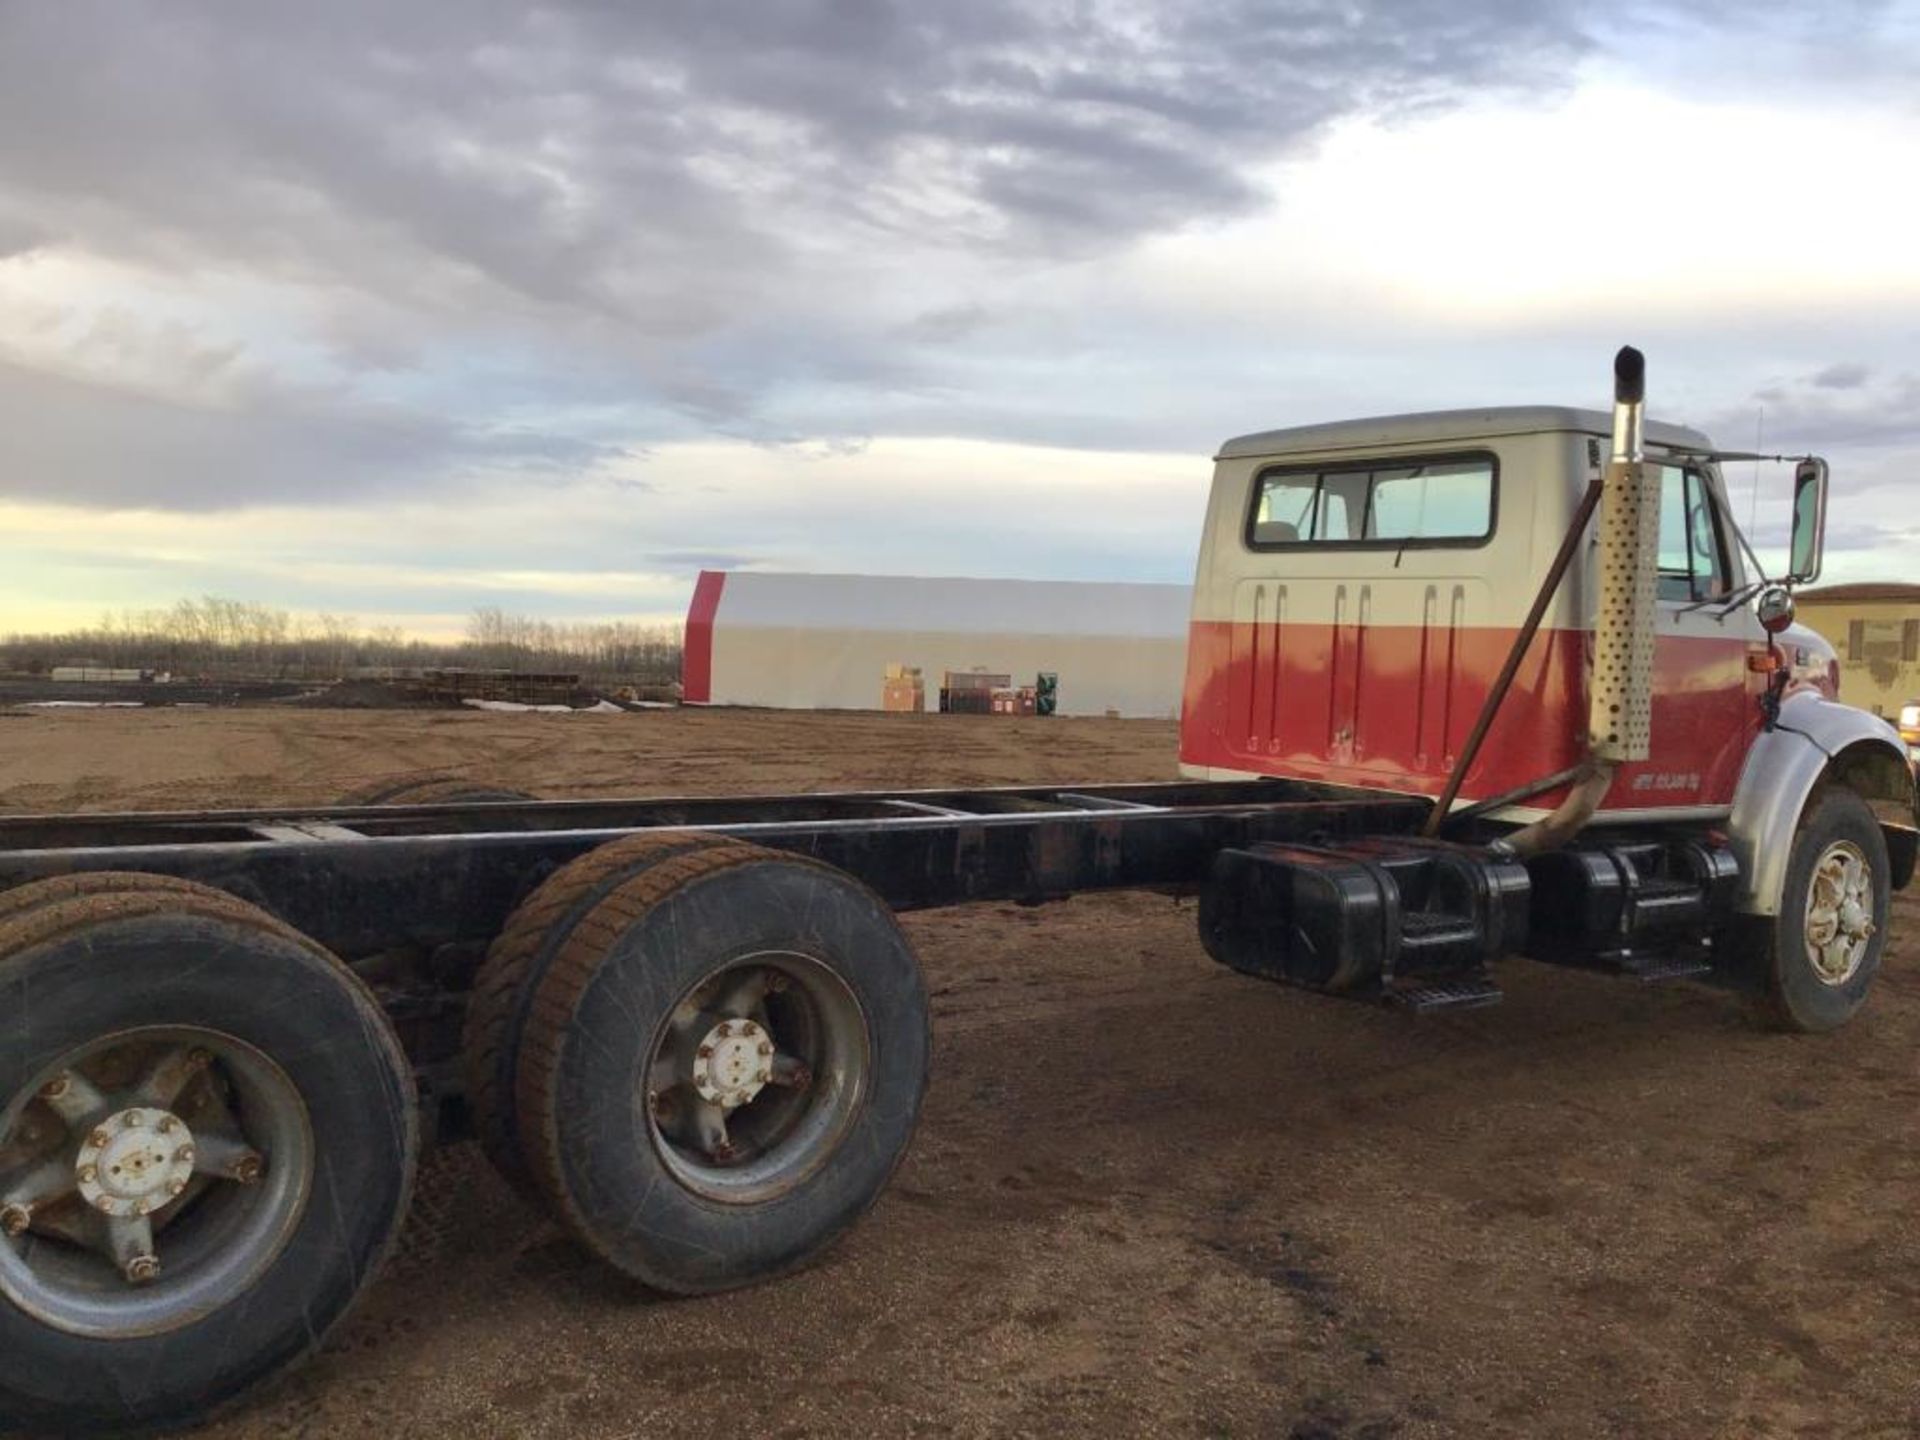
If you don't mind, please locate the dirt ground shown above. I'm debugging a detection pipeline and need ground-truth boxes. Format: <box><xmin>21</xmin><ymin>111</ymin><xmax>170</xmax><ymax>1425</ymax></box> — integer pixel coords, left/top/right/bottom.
<box><xmin>2</xmin><ymin>706</ymin><xmax>1917</xmax><ymax>1439</ymax></box>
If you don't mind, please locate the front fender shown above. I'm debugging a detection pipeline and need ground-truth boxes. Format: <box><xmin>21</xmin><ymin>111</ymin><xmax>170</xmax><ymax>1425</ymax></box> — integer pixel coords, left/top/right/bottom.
<box><xmin>1727</xmin><ymin>693</ymin><xmax>1918</xmax><ymax>916</ymax></box>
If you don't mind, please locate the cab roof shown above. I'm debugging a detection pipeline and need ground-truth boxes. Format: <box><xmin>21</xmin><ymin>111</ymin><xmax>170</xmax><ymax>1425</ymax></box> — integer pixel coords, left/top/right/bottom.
<box><xmin>1217</xmin><ymin>406</ymin><xmax>1714</xmax><ymax>461</ymax></box>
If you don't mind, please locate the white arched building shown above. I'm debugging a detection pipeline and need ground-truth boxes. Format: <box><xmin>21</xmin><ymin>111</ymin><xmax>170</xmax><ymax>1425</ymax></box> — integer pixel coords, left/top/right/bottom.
<box><xmin>682</xmin><ymin>571</ymin><xmax>1190</xmax><ymax>718</ymax></box>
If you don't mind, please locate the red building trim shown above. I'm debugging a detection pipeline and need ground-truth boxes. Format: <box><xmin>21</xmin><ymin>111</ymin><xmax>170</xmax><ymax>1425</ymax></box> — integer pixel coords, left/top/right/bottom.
<box><xmin>681</xmin><ymin>570</ymin><xmax>726</xmax><ymax>703</ymax></box>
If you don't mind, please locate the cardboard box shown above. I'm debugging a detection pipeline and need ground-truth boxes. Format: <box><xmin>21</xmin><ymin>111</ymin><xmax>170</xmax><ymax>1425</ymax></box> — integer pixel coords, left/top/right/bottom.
<box><xmin>882</xmin><ymin>663</ymin><xmax>925</xmax><ymax>712</ymax></box>
<box><xmin>882</xmin><ymin>679</ymin><xmax>925</xmax><ymax>713</ymax></box>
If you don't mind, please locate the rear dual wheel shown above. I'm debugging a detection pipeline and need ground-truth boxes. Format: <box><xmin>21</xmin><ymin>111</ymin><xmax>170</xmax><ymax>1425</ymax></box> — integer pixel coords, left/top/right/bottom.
<box><xmin>341</xmin><ymin>774</ymin><xmax>538</xmax><ymax>806</ymax></box>
<box><xmin>468</xmin><ymin>836</ymin><xmax>930</xmax><ymax>1293</ymax></box>
<box><xmin>0</xmin><ymin>875</ymin><xmax>416</xmax><ymax>1434</ymax></box>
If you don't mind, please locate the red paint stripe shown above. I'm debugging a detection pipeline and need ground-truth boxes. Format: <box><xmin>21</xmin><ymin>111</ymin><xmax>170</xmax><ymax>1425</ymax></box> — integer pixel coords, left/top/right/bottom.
<box><xmin>1179</xmin><ymin>618</ymin><xmax>1762</xmax><ymax>812</ymax></box>
<box><xmin>681</xmin><ymin>570</ymin><xmax>726</xmax><ymax>704</ymax></box>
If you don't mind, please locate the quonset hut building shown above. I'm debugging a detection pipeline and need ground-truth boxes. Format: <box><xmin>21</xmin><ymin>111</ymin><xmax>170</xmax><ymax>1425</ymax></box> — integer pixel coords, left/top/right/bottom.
<box><xmin>681</xmin><ymin>571</ymin><xmax>1190</xmax><ymax>719</ymax></box>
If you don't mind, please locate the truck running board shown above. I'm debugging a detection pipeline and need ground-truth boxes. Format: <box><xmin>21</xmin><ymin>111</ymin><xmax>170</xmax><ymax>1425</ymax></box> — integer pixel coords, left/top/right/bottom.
<box><xmin>1387</xmin><ymin>976</ymin><xmax>1506</xmax><ymax>1013</ymax></box>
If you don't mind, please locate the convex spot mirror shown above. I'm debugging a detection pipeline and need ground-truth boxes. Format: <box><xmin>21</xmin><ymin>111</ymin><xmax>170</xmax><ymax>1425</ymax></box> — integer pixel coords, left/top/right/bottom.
<box><xmin>1755</xmin><ymin>583</ymin><xmax>1795</xmax><ymax>635</ymax></box>
<box><xmin>1789</xmin><ymin>457</ymin><xmax>1828</xmax><ymax>584</ymax></box>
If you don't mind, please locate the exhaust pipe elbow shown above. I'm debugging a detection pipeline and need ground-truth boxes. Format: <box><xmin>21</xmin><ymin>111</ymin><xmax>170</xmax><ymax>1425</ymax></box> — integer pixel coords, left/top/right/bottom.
<box><xmin>1491</xmin><ymin>759</ymin><xmax>1616</xmax><ymax>859</ymax></box>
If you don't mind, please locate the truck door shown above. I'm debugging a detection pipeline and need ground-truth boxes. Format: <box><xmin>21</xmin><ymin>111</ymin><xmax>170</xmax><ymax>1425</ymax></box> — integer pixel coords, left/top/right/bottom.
<box><xmin>1641</xmin><ymin>462</ymin><xmax>1763</xmax><ymax>808</ymax></box>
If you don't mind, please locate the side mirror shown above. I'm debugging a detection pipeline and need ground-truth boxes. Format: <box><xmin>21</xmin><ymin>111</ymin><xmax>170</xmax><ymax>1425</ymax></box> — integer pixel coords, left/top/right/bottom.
<box><xmin>1788</xmin><ymin>457</ymin><xmax>1828</xmax><ymax>584</ymax></box>
<box><xmin>1755</xmin><ymin>584</ymin><xmax>1795</xmax><ymax>634</ymax></box>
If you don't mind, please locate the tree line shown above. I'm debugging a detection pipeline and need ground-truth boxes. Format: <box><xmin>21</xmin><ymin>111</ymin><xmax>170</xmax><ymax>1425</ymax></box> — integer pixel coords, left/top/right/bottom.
<box><xmin>0</xmin><ymin>596</ymin><xmax>683</xmax><ymax>685</ymax></box>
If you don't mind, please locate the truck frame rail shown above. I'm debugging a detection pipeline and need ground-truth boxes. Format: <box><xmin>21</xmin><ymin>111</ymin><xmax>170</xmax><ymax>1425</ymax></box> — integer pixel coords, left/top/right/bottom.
<box><xmin>0</xmin><ymin>779</ymin><xmax>1432</xmax><ymax>961</ymax></box>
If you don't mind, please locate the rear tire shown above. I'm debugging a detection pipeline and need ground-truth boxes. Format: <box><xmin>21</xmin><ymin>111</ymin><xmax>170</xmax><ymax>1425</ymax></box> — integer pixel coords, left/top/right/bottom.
<box><xmin>462</xmin><ymin>830</ymin><xmax>750</xmax><ymax>1204</ymax></box>
<box><xmin>0</xmin><ymin>880</ymin><xmax>417</xmax><ymax>1434</ymax></box>
<box><xmin>341</xmin><ymin>775</ymin><xmax>537</xmax><ymax>806</ymax></box>
<box><xmin>1753</xmin><ymin>788</ymin><xmax>1890</xmax><ymax>1032</ymax></box>
<box><xmin>515</xmin><ymin>848</ymin><xmax>930</xmax><ymax>1294</ymax></box>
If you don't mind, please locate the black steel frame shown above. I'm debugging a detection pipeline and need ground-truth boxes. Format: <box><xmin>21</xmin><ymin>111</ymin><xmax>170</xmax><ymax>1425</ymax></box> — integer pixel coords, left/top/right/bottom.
<box><xmin>0</xmin><ymin>780</ymin><xmax>1431</xmax><ymax>961</ymax></box>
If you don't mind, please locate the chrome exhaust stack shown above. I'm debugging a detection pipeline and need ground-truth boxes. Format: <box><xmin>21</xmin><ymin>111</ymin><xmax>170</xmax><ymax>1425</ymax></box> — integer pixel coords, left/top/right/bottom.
<box><xmin>1499</xmin><ymin>346</ymin><xmax>1658</xmax><ymax>858</ymax></box>
<box><xmin>1586</xmin><ymin>345</ymin><xmax>1659</xmax><ymax>766</ymax></box>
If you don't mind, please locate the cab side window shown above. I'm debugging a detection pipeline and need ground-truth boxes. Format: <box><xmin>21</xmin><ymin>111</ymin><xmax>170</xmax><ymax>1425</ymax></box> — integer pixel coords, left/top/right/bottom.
<box><xmin>1655</xmin><ymin>465</ymin><xmax>1728</xmax><ymax>601</ymax></box>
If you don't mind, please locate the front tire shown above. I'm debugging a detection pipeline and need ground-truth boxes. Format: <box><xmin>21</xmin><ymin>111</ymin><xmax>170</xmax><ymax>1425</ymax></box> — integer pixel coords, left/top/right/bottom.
<box><xmin>1754</xmin><ymin>788</ymin><xmax>1890</xmax><ymax>1032</ymax></box>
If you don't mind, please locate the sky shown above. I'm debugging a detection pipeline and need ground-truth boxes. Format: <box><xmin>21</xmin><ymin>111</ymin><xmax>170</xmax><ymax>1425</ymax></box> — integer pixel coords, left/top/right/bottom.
<box><xmin>1</xmin><ymin>1</ymin><xmax>1916</xmax><ymax>640</ymax></box>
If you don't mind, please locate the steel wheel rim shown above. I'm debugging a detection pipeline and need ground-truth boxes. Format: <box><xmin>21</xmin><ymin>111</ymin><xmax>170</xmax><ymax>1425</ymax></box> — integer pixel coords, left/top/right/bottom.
<box><xmin>642</xmin><ymin>951</ymin><xmax>871</xmax><ymax>1205</ymax></box>
<box><xmin>0</xmin><ymin>1026</ymin><xmax>314</xmax><ymax>1339</ymax></box>
<box><xmin>1804</xmin><ymin>839</ymin><xmax>1875</xmax><ymax>987</ymax></box>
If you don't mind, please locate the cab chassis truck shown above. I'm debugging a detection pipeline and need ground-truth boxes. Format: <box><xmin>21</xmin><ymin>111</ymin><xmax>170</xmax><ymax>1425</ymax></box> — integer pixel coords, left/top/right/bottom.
<box><xmin>0</xmin><ymin>350</ymin><xmax>1913</xmax><ymax>1433</ymax></box>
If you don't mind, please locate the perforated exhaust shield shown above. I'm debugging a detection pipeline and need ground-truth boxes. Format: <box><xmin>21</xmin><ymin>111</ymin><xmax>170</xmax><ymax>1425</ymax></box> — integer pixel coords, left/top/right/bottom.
<box><xmin>1587</xmin><ymin>457</ymin><xmax>1658</xmax><ymax>761</ymax></box>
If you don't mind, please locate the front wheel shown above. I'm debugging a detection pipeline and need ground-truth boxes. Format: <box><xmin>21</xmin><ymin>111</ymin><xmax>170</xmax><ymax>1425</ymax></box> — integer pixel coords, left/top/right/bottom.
<box><xmin>1751</xmin><ymin>788</ymin><xmax>1891</xmax><ymax>1032</ymax></box>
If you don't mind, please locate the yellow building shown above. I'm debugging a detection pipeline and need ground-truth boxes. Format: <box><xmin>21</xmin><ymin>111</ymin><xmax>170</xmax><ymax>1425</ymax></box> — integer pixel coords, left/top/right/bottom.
<box><xmin>1795</xmin><ymin>583</ymin><xmax>1920</xmax><ymax>732</ymax></box>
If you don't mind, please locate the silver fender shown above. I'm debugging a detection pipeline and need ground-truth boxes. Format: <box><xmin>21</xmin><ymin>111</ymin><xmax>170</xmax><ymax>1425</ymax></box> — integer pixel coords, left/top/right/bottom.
<box><xmin>1727</xmin><ymin>692</ymin><xmax>1917</xmax><ymax>916</ymax></box>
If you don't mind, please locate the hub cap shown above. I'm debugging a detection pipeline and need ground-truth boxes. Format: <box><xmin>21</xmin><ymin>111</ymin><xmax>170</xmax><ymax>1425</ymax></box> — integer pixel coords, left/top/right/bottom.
<box><xmin>0</xmin><ymin>1028</ymin><xmax>312</xmax><ymax>1337</ymax></box>
<box><xmin>644</xmin><ymin>953</ymin><xmax>870</xmax><ymax>1205</ymax></box>
<box><xmin>691</xmin><ymin>1018</ymin><xmax>774</xmax><ymax>1109</ymax></box>
<box><xmin>1805</xmin><ymin>840</ymin><xmax>1875</xmax><ymax>986</ymax></box>
<box><xmin>74</xmin><ymin>1108</ymin><xmax>196</xmax><ymax>1218</ymax></box>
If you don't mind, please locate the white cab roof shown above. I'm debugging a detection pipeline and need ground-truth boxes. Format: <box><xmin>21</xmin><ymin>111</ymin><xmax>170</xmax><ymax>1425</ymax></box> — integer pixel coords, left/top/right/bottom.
<box><xmin>1217</xmin><ymin>406</ymin><xmax>1713</xmax><ymax>461</ymax></box>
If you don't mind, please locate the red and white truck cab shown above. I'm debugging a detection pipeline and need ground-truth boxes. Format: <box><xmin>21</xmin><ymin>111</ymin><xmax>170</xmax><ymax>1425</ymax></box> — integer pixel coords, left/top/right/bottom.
<box><xmin>1179</xmin><ymin>408</ymin><xmax>1768</xmax><ymax>812</ymax></box>
<box><xmin>1180</xmin><ymin>357</ymin><xmax>1916</xmax><ymax>1027</ymax></box>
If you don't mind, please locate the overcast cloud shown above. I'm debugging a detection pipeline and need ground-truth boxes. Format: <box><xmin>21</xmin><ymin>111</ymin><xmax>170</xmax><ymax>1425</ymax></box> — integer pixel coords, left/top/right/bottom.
<box><xmin>1</xmin><ymin>0</ymin><xmax>1916</xmax><ymax>630</ymax></box>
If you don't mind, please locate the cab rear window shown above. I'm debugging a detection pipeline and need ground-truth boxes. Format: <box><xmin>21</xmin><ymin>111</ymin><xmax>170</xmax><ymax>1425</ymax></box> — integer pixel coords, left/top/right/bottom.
<box><xmin>1247</xmin><ymin>452</ymin><xmax>1496</xmax><ymax>549</ymax></box>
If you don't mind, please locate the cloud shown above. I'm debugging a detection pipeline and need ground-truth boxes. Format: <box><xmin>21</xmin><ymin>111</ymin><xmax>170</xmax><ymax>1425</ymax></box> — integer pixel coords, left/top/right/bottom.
<box><xmin>0</xmin><ymin>5</ymin><xmax>1603</xmax><ymax>403</ymax></box>
<box><xmin>0</xmin><ymin>211</ymin><xmax>52</xmax><ymax>260</ymax></box>
<box><xmin>0</xmin><ymin>0</ymin><xmax>1915</xmax><ymax>626</ymax></box>
<box><xmin>0</xmin><ymin>357</ymin><xmax>628</xmax><ymax>509</ymax></box>
<box><xmin>1716</xmin><ymin>369</ymin><xmax>1920</xmax><ymax>451</ymax></box>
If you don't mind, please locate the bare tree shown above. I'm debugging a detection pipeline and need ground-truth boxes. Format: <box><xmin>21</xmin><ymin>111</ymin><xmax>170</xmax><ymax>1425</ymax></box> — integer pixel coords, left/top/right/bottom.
<box><xmin>2</xmin><ymin>596</ymin><xmax>682</xmax><ymax>686</ymax></box>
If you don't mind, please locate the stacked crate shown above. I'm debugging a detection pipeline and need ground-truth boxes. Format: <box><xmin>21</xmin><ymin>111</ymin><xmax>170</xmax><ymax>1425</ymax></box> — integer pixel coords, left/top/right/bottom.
<box><xmin>881</xmin><ymin>664</ymin><xmax>925</xmax><ymax>713</ymax></box>
<box><xmin>939</xmin><ymin>670</ymin><xmax>1008</xmax><ymax>714</ymax></box>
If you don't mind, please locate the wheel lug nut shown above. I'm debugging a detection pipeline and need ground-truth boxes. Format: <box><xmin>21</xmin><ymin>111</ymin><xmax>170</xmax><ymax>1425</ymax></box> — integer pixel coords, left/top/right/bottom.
<box><xmin>231</xmin><ymin>1157</ymin><xmax>262</xmax><ymax>1185</ymax></box>
<box><xmin>716</xmin><ymin>1022</ymin><xmax>733</xmax><ymax>1038</ymax></box>
<box><xmin>122</xmin><ymin>1111</ymin><xmax>143</xmax><ymax>1130</ymax></box>
<box><xmin>758</xmin><ymin>1042</ymin><xmax>772</xmax><ymax>1057</ymax></box>
<box><xmin>78</xmin><ymin>1163</ymin><xmax>98</xmax><ymax>1184</ymax></box>
<box><xmin>696</xmin><ymin>1044</ymin><xmax>714</xmax><ymax>1059</ymax></box>
<box><xmin>158</xmin><ymin>1117</ymin><xmax>177</xmax><ymax>1134</ymax></box>
<box><xmin>765</xmin><ymin>972</ymin><xmax>789</xmax><ymax>993</ymax></box>
<box><xmin>89</xmin><ymin>1128</ymin><xmax>111</xmax><ymax>1149</ymax></box>
<box><xmin>39</xmin><ymin>1076</ymin><xmax>71</xmax><ymax>1101</ymax></box>
<box><xmin>187</xmin><ymin>1049</ymin><xmax>213</xmax><ymax>1070</ymax></box>
<box><xmin>176</xmin><ymin>1147</ymin><xmax>194</xmax><ymax>1165</ymax></box>
<box><xmin>123</xmin><ymin>1255</ymin><xmax>160</xmax><ymax>1285</ymax></box>
<box><xmin>0</xmin><ymin>1204</ymin><xmax>30</xmax><ymax>1237</ymax></box>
